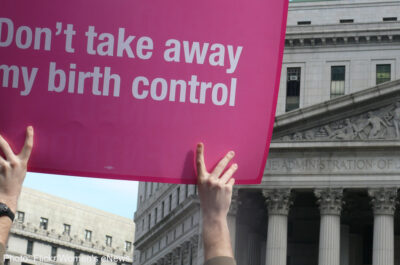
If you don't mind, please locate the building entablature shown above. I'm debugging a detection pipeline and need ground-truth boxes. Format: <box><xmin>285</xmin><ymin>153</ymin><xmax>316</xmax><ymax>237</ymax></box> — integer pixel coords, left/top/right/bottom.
<box><xmin>249</xmin><ymin>79</ymin><xmax>400</xmax><ymax>189</ymax></box>
<box><xmin>285</xmin><ymin>22</ymin><xmax>400</xmax><ymax>48</ymax></box>
<box><xmin>11</xmin><ymin>222</ymin><xmax>133</xmax><ymax>262</ymax></box>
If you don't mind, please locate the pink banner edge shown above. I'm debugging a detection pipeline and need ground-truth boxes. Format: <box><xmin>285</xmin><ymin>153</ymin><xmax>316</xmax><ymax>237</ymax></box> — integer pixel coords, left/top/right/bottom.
<box><xmin>253</xmin><ymin>0</ymin><xmax>289</xmax><ymax>185</ymax></box>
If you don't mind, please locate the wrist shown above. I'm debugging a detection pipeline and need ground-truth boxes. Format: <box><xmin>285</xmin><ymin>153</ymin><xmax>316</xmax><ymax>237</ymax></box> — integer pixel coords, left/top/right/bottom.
<box><xmin>202</xmin><ymin>211</ymin><xmax>228</xmax><ymax>224</ymax></box>
<box><xmin>0</xmin><ymin>197</ymin><xmax>18</xmax><ymax>213</ymax></box>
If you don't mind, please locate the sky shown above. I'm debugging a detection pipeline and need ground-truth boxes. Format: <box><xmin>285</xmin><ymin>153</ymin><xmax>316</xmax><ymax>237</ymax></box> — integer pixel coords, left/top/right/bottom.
<box><xmin>24</xmin><ymin>172</ymin><xmax>139</xmax><ymax>219</ymax></box>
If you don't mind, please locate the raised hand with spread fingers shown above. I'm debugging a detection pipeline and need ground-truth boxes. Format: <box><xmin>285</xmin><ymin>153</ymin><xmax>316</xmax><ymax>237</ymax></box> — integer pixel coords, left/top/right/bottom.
<box><xmin>196</xmin><ymin>143</ymin><xmax>238</xmax><ymax>265</ymax></box>
<box><xmin>0</xmin><ymin>127</ymin><xmax>34</xmax><ymax>250</ymax></box>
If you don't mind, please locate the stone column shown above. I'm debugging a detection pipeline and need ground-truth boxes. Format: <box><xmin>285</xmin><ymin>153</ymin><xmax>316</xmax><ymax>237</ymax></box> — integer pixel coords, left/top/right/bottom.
<box><xmin>263</xmin><ymin>189</ymin><xmax>292</xmax><ymax>265</ymax></box>
<box><xmin>369</xmin><ymin>188</ymin><xmax>398</xmax><ymax>265</ymax></box>
<box><xmin>314</xmin><ymin>188</ymin><xmax>343</xmax><ymax>265</ymax></box>
<box><xmin>228</xmin><ymin>188</ymin><xmax>239</xmax><ymax>256</ymax></box>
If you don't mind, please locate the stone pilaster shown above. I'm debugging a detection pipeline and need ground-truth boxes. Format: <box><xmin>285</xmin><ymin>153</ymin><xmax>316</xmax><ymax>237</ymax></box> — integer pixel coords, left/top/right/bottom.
<box><xmin>228</xmin><ymin>188</ymin><xmax>239</xmax><ymax>256</ymax></box>
<box><xmin>172</xmin><ymin>247</ymin><xmax>181</xmax><ymax>265</ymax></box>
<box><xmin>369</xmin><ymin>188</ymin><xmax>398</xmax><ymax>265</ymax></box>
<box><xmin>190</xmin><ymin>235</ymin><xmax>199</xmax><ymax>265</ymax></box>
<box><xmin>263</xmin><ymin>189</ymin><xmax>292</xmax><ymax>265</ymax></box>
<box><xmin>315</xmin><ymin>188</ymin><xmax>343</xmax><ymax>265</ymax></box>
<box><xmin>181</xmin><ymin>241</ymin><xmax>190</xmax><ymax>265</ymax></box>
<box><xmin>229</xmin><ymin>188</ymin><xmax>239</xmax><ymax>215</ymax></box>
<box><xmin>165</xmin><ymin>253</ymin><xmax>172</xmax><ymax>265</ymax></box>
<box><xmin>157</xmin><ymin>258</ymin><xmax>165</xmax><ymax>265</ymax></box>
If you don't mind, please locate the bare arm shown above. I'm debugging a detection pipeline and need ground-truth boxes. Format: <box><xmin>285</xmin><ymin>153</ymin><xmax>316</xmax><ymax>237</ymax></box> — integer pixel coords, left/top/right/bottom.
<box><xmin>196</xmin><ymin>143</ymin><xmax>237</xmax><ymax>263</ymax></box>
<box><xmin>0</xmin><ymin>127</ymin><xmax>34</xmax><ymax>259</ymax></box>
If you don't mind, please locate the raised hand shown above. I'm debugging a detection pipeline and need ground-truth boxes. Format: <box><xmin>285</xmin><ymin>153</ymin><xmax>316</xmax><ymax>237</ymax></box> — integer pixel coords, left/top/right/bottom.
<box><xmin>0</xmin><ymin>127</ymin><xmax>34</xmax><ymax>212</ymax></box>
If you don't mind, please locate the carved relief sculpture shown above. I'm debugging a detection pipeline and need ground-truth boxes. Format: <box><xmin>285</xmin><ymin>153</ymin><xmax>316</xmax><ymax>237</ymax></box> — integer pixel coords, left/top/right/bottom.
<box><xmin>279</xmin><ymin>101</ymin><xmax>400</xmax><ymax>141</ymax></box>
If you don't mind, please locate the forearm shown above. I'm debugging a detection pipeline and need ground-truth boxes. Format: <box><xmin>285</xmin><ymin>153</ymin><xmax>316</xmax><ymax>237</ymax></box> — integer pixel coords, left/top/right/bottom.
<box><xmin>202</xmin><ymin>215</ymin><xmax>233</xmax><ymax>261</ymax></box>
<box><xmin>0</xmin><ymin>217</ymin><xmax>12</xmax><ymax>246</ymax></box>
<box><xmin>0</xmin><ymin>196</ymin><xmax>18</xmax><ymax>247</ymax></box>
<box><xmin>0</xmin><ymin>216</ymin><xmax>12</xmax><ymax>265</ymax></box>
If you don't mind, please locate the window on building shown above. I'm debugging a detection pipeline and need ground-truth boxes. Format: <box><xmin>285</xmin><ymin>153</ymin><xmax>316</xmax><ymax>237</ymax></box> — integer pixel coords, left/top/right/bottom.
<box><xmin>51</xmin><ymin>246</ymin><xmax>57</xmax><ymax>261</ymax></box>
<box><xmin>148</xmin><ymin>214</ymin><xmax>151</xmax><ymax>230</ymax></box>
<box><xmin>26</xmin><ymin>240</ymin><xmax>33</xmax><ymax>255</ymax></box>
<box><xmin>39</xmin><ymin>217</ymin><xmax>48</xmax><ymax>230</ymax></box>
<box><xmin>16</xmin><ymin>211</ymin><xmax>25</xmax><ymax>223</ymax></box>
<box><xmin>185</xmin><ymin>185</ymin><xmax>189</xmax><ymax>198</ymax></box>
<box><xmin>297</xmin><ymin>21</ymin><xmax>311</xmax><ymax>25</ymax></box>
<box><xmin>383</xmin><ymin>17</ymin><xmax>397</xmax><ymax>22</ymax></box>
<box><xmin>340</xmin><ymin>19</ymin><xmax>354</xmax><ymax>23</ymax></box>
<box><xmin>125</xmin><ymin>241</ymin><xmax>132</xmax><ymax>252</ymax></box>
<box><xmin>154</xmin><ymin>208</ymin><xmax>158</xmax><ymax>223</ymax></box>
<box><xmin>286</xmin><ymin>67</ymin><xmax>301</xmax><ymax>112</ymax></box>
<box><xmin>161</xmin><ymin>201</ymin><xmax>165</xmax><ymax>218</ymax></box>
<box><xmin>331</xmin><ymin>66</ymin><xmax>346</xmax><ymax>99</ymax></box>
<box><xmin>177</xmin><ymin>187</ymin><xmax>181</xmax><ymax>205</ymax></box>
<box><xmin>74</xmin><ymin>252</ymin><xmax>80</xmax><ymax>265</ymax></box>
<box><xmin>4</xmin><ymin>259</ymin><xmax>9</xmax><ymax>265</ymax></box>
<box><xmin>142</xmin><ymin>219</ymin><xmax>145</xmax><ymax>231</ymax></box>
<box><xmin>85</xmin><ymin>229</ymin><xmax>92</xmax><ymax>242</ymax></box>
<box><xmin>63</xmin><ymin>224</ymin><xmax>71</xmax><ymax>235</ymax></box>
<box><xmin>106</xmin><ymin>235</ymin><xmax>112</xmax><ymax>247</ymax></box>
<box><xmin>376</xmin><ymin>64</ymin><xmax>391</xmax><ymax>85</ymax></box>
<box><xmin>169</xmin><ymin>194</ymin><xmax>172</xmax><ymax>212</ymax></box>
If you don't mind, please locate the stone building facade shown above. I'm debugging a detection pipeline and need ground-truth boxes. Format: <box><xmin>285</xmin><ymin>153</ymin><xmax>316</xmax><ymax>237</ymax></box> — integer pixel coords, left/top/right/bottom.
<box><xmin>133</xmin><ymin>1</ymin><xmax>400</xmax><ymax>265</ymax></box>
<box><xmin>6</xmin><ymin>187</ymin><xmax>135</xmax><ymax>265</ymax></box>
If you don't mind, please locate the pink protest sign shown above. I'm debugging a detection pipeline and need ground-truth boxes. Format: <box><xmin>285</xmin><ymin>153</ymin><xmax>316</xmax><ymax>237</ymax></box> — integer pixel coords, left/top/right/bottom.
<box><xmin>0</xmin><ymin>0</ymin><xmax>288</xmax><ymax>184</ymax></box>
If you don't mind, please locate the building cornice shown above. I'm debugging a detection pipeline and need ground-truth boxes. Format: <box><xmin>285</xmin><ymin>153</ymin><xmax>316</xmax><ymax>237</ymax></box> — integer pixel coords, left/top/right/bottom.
<box><xmin>285</xmin><ymin>22</ymin><xmax>400</xmax><ymax>48</ymax></box>
<box><xmin>10</xmin><ymin>223</ymin><xmax>133</xmax><ymax>262</ymax></box>
<box><xmin>289</xmin><ymin>0</ymin><xmax>400</xmax><ymax>10</ymax></box>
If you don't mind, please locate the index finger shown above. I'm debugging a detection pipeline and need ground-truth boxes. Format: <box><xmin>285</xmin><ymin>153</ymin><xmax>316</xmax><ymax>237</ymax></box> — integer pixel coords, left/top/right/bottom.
<box><xmin>0</xmin><ymin>134</ymin><xmax>16</xmax><ymax>161</ymax></box>
<box><xmin>196</xmin><ymin>143</ymin><xmax>207</xmax><ymax>180</ymax></box>
<box><xmin>19</xmin><ymin>126</ymin><xmax>34</xmax><ymax>161</ymax></box>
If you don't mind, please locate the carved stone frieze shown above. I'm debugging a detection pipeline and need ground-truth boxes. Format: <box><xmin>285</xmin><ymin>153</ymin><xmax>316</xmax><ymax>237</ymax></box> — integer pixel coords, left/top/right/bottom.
<box><xmin>314</xmin><ymin>188</ymin><xmax>344</xmax><ymax>215</ymax></box>
<box><xmin>368</xmin><ymin>188</ymin><xmax>398</xmax><ymax>215</ymax></box>
<box><xmin>278</xmin><ymin>101</ymin><xmax>400</xmax><ymax>142</ymax></box>
<box><xmin>262</xmin><ymin>189</ymin><xmax>293</xmax><ymax>215</ymax></box>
